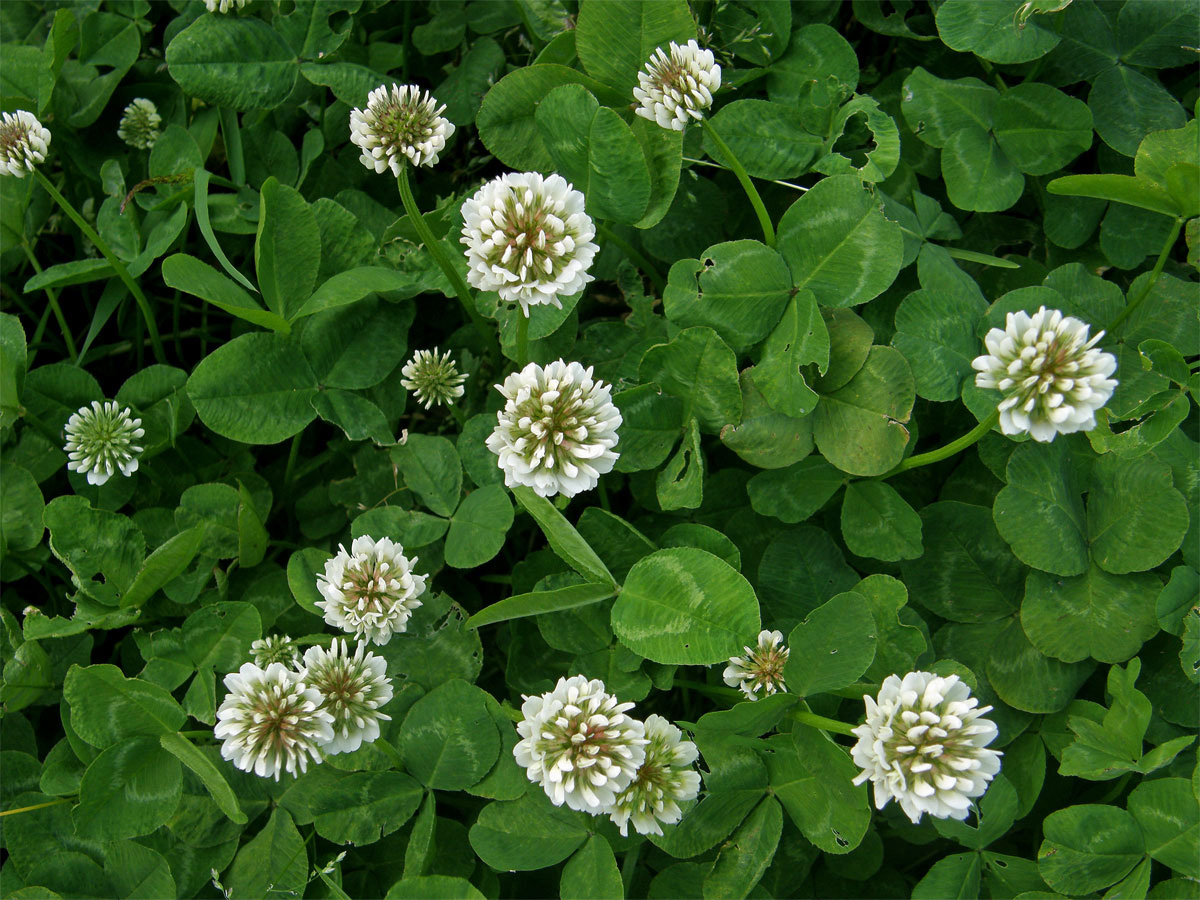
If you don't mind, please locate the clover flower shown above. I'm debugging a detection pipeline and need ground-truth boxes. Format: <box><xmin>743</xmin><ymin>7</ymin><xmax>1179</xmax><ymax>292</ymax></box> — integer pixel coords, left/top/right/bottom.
<box><xmin>400</xmin><ymin>347</ymin><xmax>468</xmax><ymax>409</ymax></box>
<box><xmin>300</xmin><ymin>639</ymin><xmax>393</xmax><ymax>755</ymax></box>
<box><xmin>250</xmin><ymin>634</ymin><xmax>299</xmax><ymax>668</ymax></box>
<box><xmin>486</xmin><ymin>359</ymin><xmax>622</xmax><ymax>499</ymax></box>
<box><xmin>460</xmin><ymin>172</ymin><xmax>598</xmax><ymax>315</ymax></box>
<box><xmin>205</xmin><ymin>0</ymin><xmax>246</xmax><ymax>13</ymax></box>
<box><xmin>972</xmin><ymin>306</ymin><xmax>1117</xmax><ymax>443</ymax></box>
<box><xmin>723</xmin><ymin>630</ymin><xmax>789</xmax><ymax>700</ymax></box>
<box><xmin>117</xmin><ymin>98</ymin><xmax>162</xmax><ymax>150</ymax></box>
<box><xmin>0</xmin><ymin>110</ymin><xmax>51</xmax><ymax>178</ymax></box>
<box><xmin>215</xmin><ymin>662</ymin><xmax>334</xmax><ymax>780</ymax></box>
<box><xmin>513</xmin><ymin>675</ymin><xmax>648</xmax><ymax>813</ymax></box>
<box><xmin>63</xmin><ymin>400</ymin><xmax>145</xmax><ymax>486</ymax></box>
<box><xmin>851</xmin><ymin>671</ymin><xmax>1002</xmax><ymax>824</ymax></box>
<box><xmin>608</xmin><ymin>714</ymin><xmax>702</xmax><ymax>837</ymax></box>
<box><xmin>316</xmin><ymin>535</ymin><xmax>427</xmax><ymax>646</ymax></box>
<box><xmin>633</xmin><ymin>40</ymin><xmax>722</xmax><ymax>132</ymax></box>
<box><xmin>350</xmin><ymin>84</ymin><xmax>454</xmax><ymax>175</ymax></box>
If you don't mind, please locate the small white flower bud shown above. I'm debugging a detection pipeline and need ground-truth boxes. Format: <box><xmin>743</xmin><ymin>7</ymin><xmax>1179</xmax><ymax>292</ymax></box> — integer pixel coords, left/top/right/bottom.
<box><xmin>633</xmin><ymin>40</ymin><xmax>722</xmax><ymax>132</ymax></box>
<box><xmin>400</xmin><ymin>347</ymin><xmax>468</xmax><ymax>409</ymax></box>
<box><xmin>723</xmin><ymin>630</ymin><xmax>789</xmax><ymax>700</ymax></box>
<box><xmin>117</xmin><ymin>98</ymin><xmax>162</xmax><ymax>150</ymax></box>
<box><xmin>63</xmin><ymin>401</ymin><xmax>145</xmax><ymax>486</ymax></box>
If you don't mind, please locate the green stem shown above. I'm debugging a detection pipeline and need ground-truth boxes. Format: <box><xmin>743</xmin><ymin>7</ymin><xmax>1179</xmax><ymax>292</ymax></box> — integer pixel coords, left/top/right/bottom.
<box><xmin>884</xmin><ymin>409</ymin><xmax>1000</xmax><ymax>477</ymax></box>
<box><xmin>396</xmin><ymin>165</ymin><xmax>496</xmax><ymax>357</ymax></box>
<box><xmin>826</xmin><ymin>682</ymin><xmax>879</xmax><ymax>700</ymax></box>
<box><xmin>701</xmin><ymin>118</ymin><xmax>775</xmax><ymax>247</ymax></box>
<box><xmin>978</xmin><ymin>59</ymin><xmax>1008</xmax><ymax>92</ymax></box>
<box><xmin>597</xmin><ymin>224</ymin><xmax>666</xmax><ymax>294</ymax></box>
<box><xmin>621</xmin><ymin>844</ymin><xmax>641</xmax><ymax>897</ymax></box>
<box><xmin>33</xmin><ymin>168</ymin><xmax>166</xmax><ymax>364</ymax></box>
<box><xmin>791</xmin><ymin>708</ymin><xmax>857</xmax><ymax>737</ymax></box>
<box><xmin>673</xmin><ymin>677</ymin><xmax>744</xmax><ymax>703</ymax></box>
<box><xmin>1107</xmin><ymin>216</ymin><xmax>1183</xmax><ymax>335</ymax></box>
<box><xmin>375</xmin><ymin>737</ymin><xmax>406</xmax><ymax>769</ymax></box>
<box><xmin>515</xmin><ymin>308</ymin><xmax>530</xmax><ymax>366</ymax></box>
<box><xmin>283</xmin><ymin>432</ymin><xmax>302</xmax><ymax>491</ymax></box>
<box><xmin>0</xmin><ymin>797</ymin><xmax>72</xmax><ymax>817</ymax></box>
<box><xmin>21</xmin><ymin>241</ymin><xmax>77</xmax><ymax>362</ymax></box>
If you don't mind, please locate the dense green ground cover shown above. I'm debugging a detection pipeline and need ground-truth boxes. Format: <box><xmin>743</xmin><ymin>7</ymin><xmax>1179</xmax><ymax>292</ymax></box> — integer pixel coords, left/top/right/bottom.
<box><xmin>0</xmin><ymin>1</ymin><xmax>1197</xmax><ymax>898</ymax></box>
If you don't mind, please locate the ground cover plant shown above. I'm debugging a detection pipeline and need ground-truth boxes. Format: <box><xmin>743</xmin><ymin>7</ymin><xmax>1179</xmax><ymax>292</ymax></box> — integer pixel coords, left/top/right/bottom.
<box><xmin>0</xmin><ymin>0</ymin><xmax>1197</xmax><ymax>897</ymax></box>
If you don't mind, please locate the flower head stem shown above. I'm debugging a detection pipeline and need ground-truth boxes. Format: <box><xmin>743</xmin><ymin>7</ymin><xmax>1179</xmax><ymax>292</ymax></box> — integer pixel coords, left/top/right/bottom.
<box><xmin>596</xmin><ymin>224</ymin><xmax>666</xmax><ymax>295</ymax></box>
<box><xmin>884</xmin><ymin>409</ymin><xmax>1000</xmax><ymax>477</ymax></box>
<box><xmin>396</xmin><ymin>164</ymin><xmax>497</xmax><ymax>360</ymax></box>
<box><xmin>1107</xmin><ymin>216</ymin><xmax>1184</xmax><ymax>335</ymax></box>
<box><xmin>21</xmin><ymin>239</ymin><xmax>76</xmax><ymax>362</ymax></box>
<box><xmin>515</xmin><ymin>307</ymin><xmax>530</xmax><ymax>366</ymax></box>
<box><xmin>32</xmin><ymin>168</ymin><xmax>166</xmax><ymax>364</ymax></box>
<box><xmin>700</xmin><ymin>118</ymin><xmax>775</xmax><ymax>248</ymax></box>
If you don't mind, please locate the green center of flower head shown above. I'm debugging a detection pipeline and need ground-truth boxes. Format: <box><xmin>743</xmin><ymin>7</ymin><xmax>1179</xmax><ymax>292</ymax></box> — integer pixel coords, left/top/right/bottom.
<box><xmin>313</xmin><ymin>660</ymin><xmax>368</xmax><ymax>718</ymax></box>
<box><xmin>746</xmin><ymin>644</ymin><xmax>786</xmax><ymax>689</ymax></box>
<box><xmin>249</xmin><ymin>677</ymin><xmax>312</xmax><ymax>751</ymax></box>
<box><xmin>378</xmin><ymin>102</ymin><xmax>432</xmax><ymax>150</ymax></box>
<box><xmin>883</xmin><ymin>696</ymin><xmax>983</xmax><ymax>788</ymax></box>
<box><xmin>0</xmin><ymin>123</ymin><xmax>22</xmax><ymax>154</ymax></box>
<box><xmin>483</xmin><ymin>187</ymin><xmax>579</xmax><ymax>284</ymax></box>
<box><xmin>511</xmin><ymin>377</ymin><xmax>599</xmax><ymax>469</ymax></box>
<box><xmin>342</xmin><ymin>556</ymin><xmax>400</xmax><ymax>614</ymax></box>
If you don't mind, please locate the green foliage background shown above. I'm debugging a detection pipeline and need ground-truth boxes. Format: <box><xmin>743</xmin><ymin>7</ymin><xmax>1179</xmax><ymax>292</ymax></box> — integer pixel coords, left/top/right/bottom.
<box><xmin>0</xmin><ymin>1</ymin><xmax>1197</xmax><ymax>898</ymax></box>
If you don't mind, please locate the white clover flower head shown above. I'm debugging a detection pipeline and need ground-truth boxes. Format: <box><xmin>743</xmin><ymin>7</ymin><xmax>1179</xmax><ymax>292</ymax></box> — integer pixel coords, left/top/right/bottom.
<box><xmin>608</xmin><ymin>714</ymin><xmax>702</xmax><ymax>837</ymax></box>
<box><xmin>513</xmin><ymin>675</ymin><xmax>648</xmax><ymax>813</ymax></box>
<box><xmin>633</xmin><ymin>40</ymin><xmax>722</xmax><ymax>132</ymax></box>
<box><xmin>350</xmin><ymin>84</ymin><xmax>455</xmax><ymax>175</ymax></box>
<box><xmin>400</xmin><ymin>347</ymin><xmax>468</xmax><ymax>409</ymax></box>
<box><xmin>300</xmin><ymin>638</ymin><xmax>393</xmax><ymax>755</ymax></box>
<box><xmin>63</xmin><ymin>400</ymin><xmax>145</xmax><ymax>486</ymax></box>
<box><xmin>972</xmin><ymin>306</ymin><xmax>1117</xmax><ymax>443</ymax></box>
<box><xmin>250</xmin><ymin>634</ymin><xmax>299</xmax><ymax>668</ymax></box>
<box><xmin>0</xmin><ymin>110</ymin><xmax>51</xmax><ymax>178</ymax></box>
<box><xmin>205</xmin><ymin>0</ymin><xmax>246</xmax><ymax>13</ymax></box>
<box><xmin>851</xmin><ymin>671</ymin><xmax>1002</xmax><ymax>824</ymax></box>
<box><xmin>214</xmin><ymin>662</ymin><xmax>334</xmax><ymax>780</ymax></box>
<box><xmin>723</xmin><ymin>630</ymin><xmax>789</xmax><ymax>700</ymax></box>
<box><xmin>316</xmin><ymin>535</ymin><xmax>427</xmax><ymax>645</ymax></box>
<box><xmin>460</xmin><ymin>171</ymin><xmax>598</xmax><ymax>315</ymax></box>
<box><xmin>486</xmin><ymin>359</ymin><xmax>622</xmax><ymax>499</ymax></box>
<box><xmin>117</xmin><ymin>98</ymin><xmax>162</xmax><ymax>150</ymax></box>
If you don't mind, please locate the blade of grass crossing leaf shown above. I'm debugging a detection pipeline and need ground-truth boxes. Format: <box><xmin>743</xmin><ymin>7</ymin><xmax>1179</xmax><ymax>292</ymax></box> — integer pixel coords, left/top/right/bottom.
<box><xmin>316</xmin><ymin>869</ymin><xmax>353</xmax><ymax>900</ymax></box>
<box><xmin>466</xmin><ymin>582</ymin><xmax>616</xmax><ymax>629</ymax></box>
<box><xmin>511</xmin><ymin>486</ymin><xmax>616</xmax><ymax>586</ymax></box>
<box><xmin>194</xmin><ymin>168</ymin><xmax>258</xmax><ymax>293</ymax></box>
<box><xmin>944</xmin><ymin>247</ymin><xmax>1020</xmax><ymax>268</ymax></box>
<box><xmin>75</xmin><ymin>280</ymin><xmax>126</xmax><ymax>367</ymax></box>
